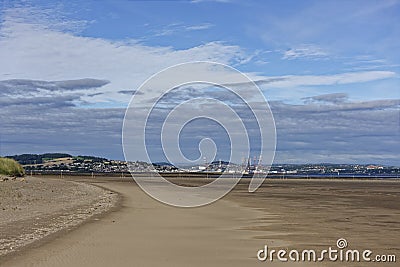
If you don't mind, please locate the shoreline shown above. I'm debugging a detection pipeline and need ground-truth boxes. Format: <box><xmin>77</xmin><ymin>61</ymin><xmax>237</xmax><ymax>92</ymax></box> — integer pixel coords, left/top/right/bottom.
<box><xmin>26</xmin><ymin>171</ymin><xmax>400</xmax><ymax>180</ymax></box>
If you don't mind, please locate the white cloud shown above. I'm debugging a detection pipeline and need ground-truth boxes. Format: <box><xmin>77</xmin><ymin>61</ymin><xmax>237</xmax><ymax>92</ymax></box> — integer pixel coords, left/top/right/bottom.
<box><xmin>152</xmin><ymin>22</ymin><xmax>214</xmax><ymax>37</ymax></box>
<box><xmin>0</xmin><ymin>6</ymin><xmax>246</xmax><ymax>105</ymax></box>
<box><xmin>302</xmin><ymin>93</ymin><xmax>348</xmax><ymax>104</ymax></box>
<box><xmin>185</xmin><ymin>23</ymin><xmax>214</xmax><ymax>31</ymax></box>
<box><xmin>282</xmin><ymin>44</ymin><xmax>329</xmax><ymax>60</ymax></box>
<box><xmin>1</xmin><ymin>4</ymin><xmax>90</xmax><ymax>34</ymax></box>
<box><xmin>269</xmin><ymin>71</ymin><xmax>396</xmax><ymax>87</ymax></box>
<box><xmin>224</xmin><ymin>71</ymin><xmax>396</xmax><ymax>90</ymax></box>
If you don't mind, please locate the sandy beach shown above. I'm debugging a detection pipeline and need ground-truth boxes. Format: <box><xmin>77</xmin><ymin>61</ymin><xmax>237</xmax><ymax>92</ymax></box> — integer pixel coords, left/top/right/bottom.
<box><xmin>0</xmin><ymin>176</ymin><xmax>119</xmax><ymax>259</ymax></box>
<box><xmin>1</xmin><ymin>176</ymin><xmax>399</xmax><ymax>266</ymax></box>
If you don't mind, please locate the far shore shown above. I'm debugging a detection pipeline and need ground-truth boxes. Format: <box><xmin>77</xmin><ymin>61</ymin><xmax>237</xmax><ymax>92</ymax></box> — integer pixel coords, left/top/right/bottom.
<box><xmin>23</xmin><ymin>171</ymin><xmax>400</xmax><ymax>180</ymax></box>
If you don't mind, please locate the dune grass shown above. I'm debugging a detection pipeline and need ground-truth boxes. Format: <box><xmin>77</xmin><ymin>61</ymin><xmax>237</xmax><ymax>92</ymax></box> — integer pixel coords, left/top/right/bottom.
<box><xmin>0</xmin><ymin>157</ymin><xmax>25</xmax><ymax>177</ymax></box>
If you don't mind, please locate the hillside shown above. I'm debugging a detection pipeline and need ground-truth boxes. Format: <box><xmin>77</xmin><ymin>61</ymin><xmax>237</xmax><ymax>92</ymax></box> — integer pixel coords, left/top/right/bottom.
<box><xmin>6</xmin><ymin>153</ymin><xmax>72</xmax><ymax>165</ymax></box>
<box><xmin>0</xmin><ymin>157</ymin><xmax>25</xmax><ymax>177</ymax></box>
<box><xmin>6</xmin><ymin>153</ymin><xmax>108</xmax><ymax>165</ymax></box>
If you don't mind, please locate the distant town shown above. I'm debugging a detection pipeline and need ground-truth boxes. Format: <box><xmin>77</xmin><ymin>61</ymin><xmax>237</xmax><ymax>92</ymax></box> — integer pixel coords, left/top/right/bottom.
<box><xmin>5</xmin><ymin>153</ymin><xmax>400</xmax><ymax>178</ymax></box>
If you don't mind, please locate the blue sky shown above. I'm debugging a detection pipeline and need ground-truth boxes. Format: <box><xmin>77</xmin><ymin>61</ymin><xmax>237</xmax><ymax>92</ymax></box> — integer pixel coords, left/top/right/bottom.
<box><xmin>0</xmin><ymin>0</ymin><xmax>399</xmax><ymax>165</ymax></box>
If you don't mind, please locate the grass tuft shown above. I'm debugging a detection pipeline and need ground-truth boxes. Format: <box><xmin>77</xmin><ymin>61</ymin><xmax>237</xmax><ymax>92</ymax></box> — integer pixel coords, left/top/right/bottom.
<box><xmin>0</xmin><ymin>157</ymin><xmax>25</xmax><ymax>177</ymax></box>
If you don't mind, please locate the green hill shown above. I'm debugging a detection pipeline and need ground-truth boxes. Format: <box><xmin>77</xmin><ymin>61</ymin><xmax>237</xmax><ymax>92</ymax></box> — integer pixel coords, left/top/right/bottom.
<box><xmin>6</xmin><ymin>153</ymin><xmax>72</xmax><ymax>165</ymax></box>
<box><xmin>0</xmin><ymin>157</ymin><xmax>25</xmax><ymax>177</ymax></box>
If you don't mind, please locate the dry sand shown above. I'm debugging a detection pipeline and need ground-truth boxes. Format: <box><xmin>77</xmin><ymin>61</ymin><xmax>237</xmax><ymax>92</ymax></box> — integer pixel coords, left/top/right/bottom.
<box><xmin>0</xmin><ymin>176</ymin><xmax>119</xmax><ymax>258</ymax></box>
<box><xmin>1</xmin><ymin>177</ymin><xmax>399</xmax><ymax>267</ymax></box>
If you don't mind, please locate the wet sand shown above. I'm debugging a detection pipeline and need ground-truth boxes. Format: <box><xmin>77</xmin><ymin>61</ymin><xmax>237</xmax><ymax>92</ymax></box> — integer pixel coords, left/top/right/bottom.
<box><xmin>1</xmin><ymin>177</ymin><xmax>399</xmax><ymax>266</ymax></box>
<box><xmin>228</xmin><ymin>179</ymin><xmax>400</xmax><ymax>266</ymax></box>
